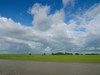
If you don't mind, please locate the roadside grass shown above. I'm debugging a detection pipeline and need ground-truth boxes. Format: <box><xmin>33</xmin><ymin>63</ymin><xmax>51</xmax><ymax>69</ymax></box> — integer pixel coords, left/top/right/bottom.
<box><xmin>0</xmin><ymin>55</ymin><xmax>100</xmax><ymax>63</ymax></box>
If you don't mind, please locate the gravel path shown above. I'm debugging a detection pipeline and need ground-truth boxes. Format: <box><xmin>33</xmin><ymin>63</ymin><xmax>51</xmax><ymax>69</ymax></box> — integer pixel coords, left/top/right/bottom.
<box><xmin>0</xmin><ymin>60</ymin><xmax>100</xmax><ymax>75</ymax></box>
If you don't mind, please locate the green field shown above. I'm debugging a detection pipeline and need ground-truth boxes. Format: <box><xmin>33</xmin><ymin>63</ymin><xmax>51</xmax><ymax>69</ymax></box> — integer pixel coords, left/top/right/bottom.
<box><xmin>0</xmin><ymin>55</ymin><xmax>100</xmax><ymax>63</ymax></box>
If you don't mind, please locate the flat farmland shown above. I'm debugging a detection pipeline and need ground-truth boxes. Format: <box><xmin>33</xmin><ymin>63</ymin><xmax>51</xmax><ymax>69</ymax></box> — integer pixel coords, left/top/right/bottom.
<box><xmin>0</xmin><ymin>55</ymin><xmax>100</xmax><ymax>63</ymax></box>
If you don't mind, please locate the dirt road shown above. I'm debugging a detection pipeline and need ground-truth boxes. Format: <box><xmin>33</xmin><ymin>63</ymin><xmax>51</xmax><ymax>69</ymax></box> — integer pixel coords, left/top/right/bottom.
<box><xmin>0</xmin><ymin>60</ymin><xmax>100</xmax><ymax>75</ymax></box>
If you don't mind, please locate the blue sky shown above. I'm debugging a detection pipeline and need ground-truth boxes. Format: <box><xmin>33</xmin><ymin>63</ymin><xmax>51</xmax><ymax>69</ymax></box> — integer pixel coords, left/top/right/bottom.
<box><xmin>0</xmin><ymin>0</ymin><xmax>63</xmax><ymax>26</ymax></box>
<box><xmin>0</xmin><ymin>0</ymin><xmax>99</xmax><ymax>26</ymax></box>
<box><xmin>0</xmin><ymin>0</ymin><xmax>100</xmax><ymax>54</ymax></box>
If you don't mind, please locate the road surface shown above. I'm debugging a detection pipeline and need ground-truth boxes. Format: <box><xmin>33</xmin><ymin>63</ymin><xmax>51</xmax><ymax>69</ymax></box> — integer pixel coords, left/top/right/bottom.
<box><xmin>0</xmin><ymin>60</ymin><xmax>100</xmax><ymax>75</ymax></box>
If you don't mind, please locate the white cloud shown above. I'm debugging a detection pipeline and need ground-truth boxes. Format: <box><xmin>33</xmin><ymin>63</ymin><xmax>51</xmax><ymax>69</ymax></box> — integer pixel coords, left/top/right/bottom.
<box><xmin>62</xmin><ymin>0</ymin><xmax>75</xmax><ymax>8</ymax></box>
<box><xmin>0</xmin><ymin>2</ymin><xmax>100</xmax><ymax>54</ymax></box>
<box><xmin>28</xmin><ymin>3</ymin><xmax>65</xmax><ymax>31</ymax></box>
<box><xmin>85</xmin><ymin>3</ymin><xmax>100</xmax><ymax>18</ymax></box>
<box><xmin>28</xmin><ymin>3</ymin><xmax>51</xmax><ymax>31</ymax></box>
<box><xmin>73</xmin><ymin>3</ymin><xmax>100</xmax><ymax>50</ymax></box>
<box><xmin>44</xmin><ymin>46</ymin><xmax>51</xmax><ymax>52</ymax></box>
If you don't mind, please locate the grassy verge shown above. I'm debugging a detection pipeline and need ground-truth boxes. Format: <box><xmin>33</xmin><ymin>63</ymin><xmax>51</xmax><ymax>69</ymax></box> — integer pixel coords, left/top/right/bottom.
<box><xmin>0</xmin><ymin>55</ymin><xmax>100</xmax><ymax>63</ymax></box>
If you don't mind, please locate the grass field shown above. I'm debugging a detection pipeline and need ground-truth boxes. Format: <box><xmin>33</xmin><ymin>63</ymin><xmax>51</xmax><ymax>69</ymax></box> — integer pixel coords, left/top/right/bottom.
<box><xmin>0</xmin><ymin>55</ymin><xmax>100</xmax><ymax>63</ymax></box>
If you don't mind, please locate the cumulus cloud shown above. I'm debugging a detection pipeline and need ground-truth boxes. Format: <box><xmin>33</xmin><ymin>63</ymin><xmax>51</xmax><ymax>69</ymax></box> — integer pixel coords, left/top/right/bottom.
<box><xmin>62</xmin><ymin>0</ymin><xmax>75</xmax><ymax>8</ymax></box>
<box><xmin>73</xmin><ymin>3</ymin><xmax>100</xmax><ymax>51</ymax></box>
<box><xmin>28</xmin><ymin>3</ymin><xmax>65</xmax><ymax>31</ymax></box>
<box><xmin>0</xmin><ymin>2</ymin><xmax>100</xmax><ymax>54</ymax></box>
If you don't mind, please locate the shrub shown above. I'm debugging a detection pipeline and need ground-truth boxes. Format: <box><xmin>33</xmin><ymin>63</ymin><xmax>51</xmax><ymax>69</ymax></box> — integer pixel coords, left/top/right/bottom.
<box><xmin>43</xmin><ymin>53</ymin><xmax>46</xmax><ymax>55</ymax></box>
<box><xmin>51</xmin><ymin>52</ymin><xmax>73</xmax><ymax>55</ymax></box>
<box><xmin>75</xmin><ymin>53</ymin><xmax>79</xmax><ymax>55</ymax></box>
<box><xmin>65</xmin><ymin>52</ymin><xmax>73</xmax><ymax>55</ymax></box>
<box><xmin>85</xmin><ymin>53</ymin><xmax>99</xmax><ymax>55</ymax></box>
<box><xmin>29</xmin><ymin>53</ymin><xmax>32</xmax><ymax>55</ymax></box>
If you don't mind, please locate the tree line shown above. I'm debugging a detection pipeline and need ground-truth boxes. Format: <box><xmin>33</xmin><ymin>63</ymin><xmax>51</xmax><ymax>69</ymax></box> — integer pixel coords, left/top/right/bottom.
<box><xmin>50</xmin><ymin>52</ymin><xmax>99</xmax><ymax>55</ymax></box>
<box><xmin>29</xmin><ymin>52</ymin><xmax>100</xmax><ymax>55</ymax></box>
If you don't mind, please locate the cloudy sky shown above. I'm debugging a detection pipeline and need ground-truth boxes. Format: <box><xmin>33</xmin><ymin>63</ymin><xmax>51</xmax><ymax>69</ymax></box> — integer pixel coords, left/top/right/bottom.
<box><xmin>0</xmin><ymin>0</ymin><xmax>100</xmax><ymax>54</ymax></box>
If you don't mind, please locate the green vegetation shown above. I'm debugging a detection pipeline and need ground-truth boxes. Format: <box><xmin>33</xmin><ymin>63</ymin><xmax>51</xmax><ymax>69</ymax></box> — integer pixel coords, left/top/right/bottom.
<box><xmin>75</xmin><ymin>53</ymin><xmax>79</xmax><ymax>55</ymax></box>
<box><xmin>51</xmin><ymin>52</ymin><xmax>99</xmax><ymax>55</ymax></box>
<box><xmin>0</xmin><ymin>55</ymin><xmax>100</xmax><ymax>63</ymax></box>
<box><xmin>51</xmin><ymin>52</ymin><xmax>73</xmax><ymax>55</ymax></box>
<box><xmin>29</xmin><ymin>53</ymin><xmax>32</xmax><ymax>55</ymax></box>
<box><xmin>85</xmin><ymin>53</ymin><xmax>99</xmax><ymax>55</ymax></box>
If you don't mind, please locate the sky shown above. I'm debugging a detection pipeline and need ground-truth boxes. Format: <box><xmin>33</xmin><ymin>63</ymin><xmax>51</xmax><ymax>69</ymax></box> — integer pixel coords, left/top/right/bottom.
<box><xmin>0</xmin><ymin>0</ymin><xmax>100</xmax><ymax>54</ymax></box>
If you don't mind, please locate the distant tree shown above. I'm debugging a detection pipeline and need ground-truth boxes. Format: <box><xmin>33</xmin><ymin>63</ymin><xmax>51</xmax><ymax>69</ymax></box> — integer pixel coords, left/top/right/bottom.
<box><xmin>75</xmin><ymin>53</ymin><xmax>79</xmax><ymax>55</ymax></box>
<box><xmin>29</xmin><ymin>53</ymin><xmax>32</xmax><ymax>55</ymax></box>
<box><xmin>85</xmin><ymin>53</ymin><xmax>99</xmax><ymax>55</ymax></box>
<box><xmin>65</xmin><ymin>52</ymin><xmax>73</xmax><ymax>55</ymax></box>
<box><xmin>43</xmin><ymin>53</ymin><xmax>46</xmax><ymax>55</ymax></box>
<box><xmin>51</xmin><ymin>52</ymin><xmax>64</xmax><ymax>55</ymax></box>
<box><xmin>56</xmin><ymin>52</ymin><xmax>65</xmax><ymax>55</ymax></box>
<box><xmin>51</xmin><ymin>53</ymin><xmax>54</xmax><ymax>55</ymax></box>
<box><xmin>51</xmin><ymin>52</ymin><xmax>73</xmax><ymax>55</ymax></box>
